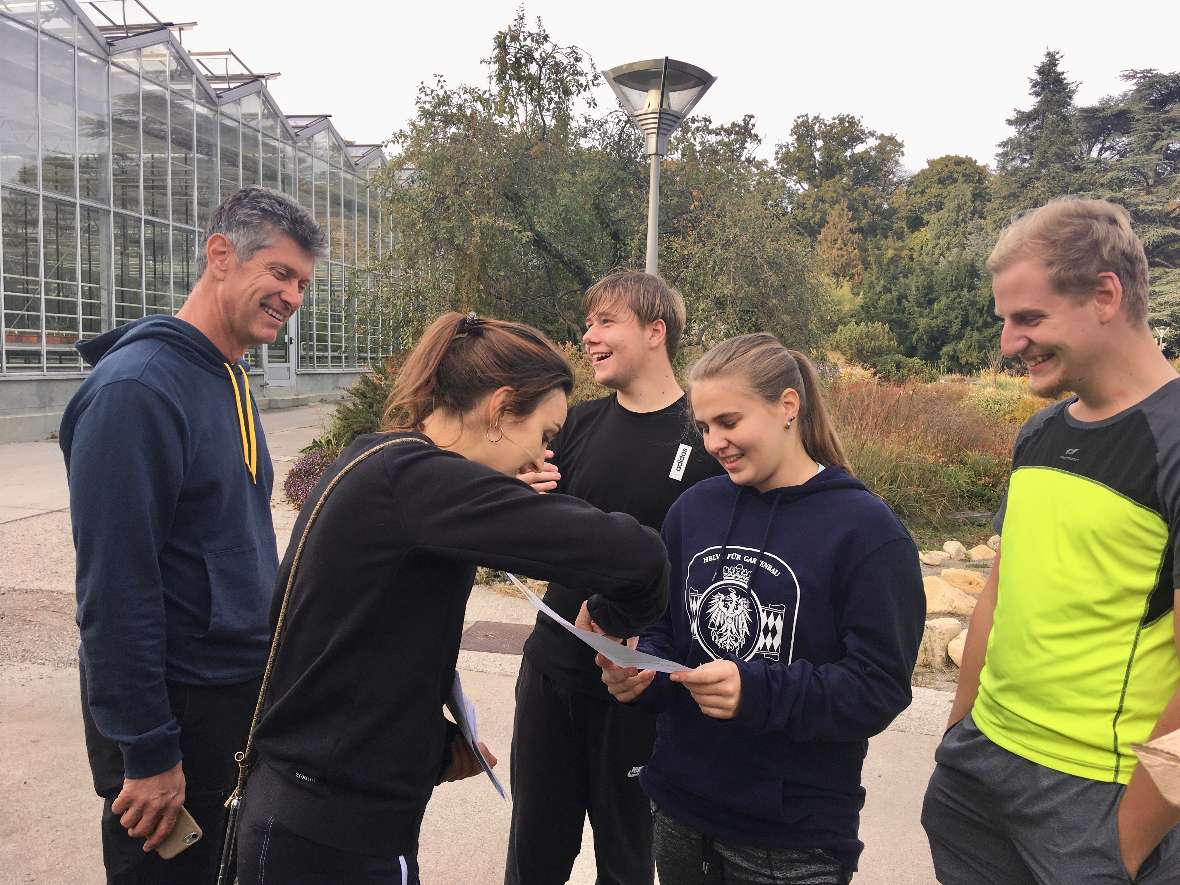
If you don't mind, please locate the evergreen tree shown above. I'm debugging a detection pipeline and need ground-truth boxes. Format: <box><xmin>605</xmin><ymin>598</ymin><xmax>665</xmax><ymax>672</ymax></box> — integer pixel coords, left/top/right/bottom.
<box><xmin>900</xmin><ymin>155</ymin><xmax>990</xmax><ymax>233</ymax></box>
<box><xmin>817</xmin><ymin>201</ymin><xmax>864</xmax><ymax>285</ymax></box>
<box><xmin>1084</xmin><ymin>70</ymin><xmax>1180</xmax><ymax>273</ymax></box>
<box><xmin>994</xmin><ymin>50</ymin><xmax>1090</xmax><ymax>212</ymax></box>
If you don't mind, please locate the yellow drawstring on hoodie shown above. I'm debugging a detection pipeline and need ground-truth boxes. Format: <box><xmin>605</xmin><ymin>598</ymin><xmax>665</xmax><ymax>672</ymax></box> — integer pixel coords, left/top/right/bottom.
<box><xmin>225</xmin><ymin>364</ymin><xmax>258</xmax><ymax>484</ymax></box>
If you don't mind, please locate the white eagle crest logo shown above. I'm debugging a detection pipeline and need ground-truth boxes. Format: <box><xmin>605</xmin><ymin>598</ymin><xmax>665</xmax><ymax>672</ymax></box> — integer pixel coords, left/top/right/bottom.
<box><xmin>706</xmin><ymin>589</ymin><xmax>752</xmax><ymax>654</ymax></box>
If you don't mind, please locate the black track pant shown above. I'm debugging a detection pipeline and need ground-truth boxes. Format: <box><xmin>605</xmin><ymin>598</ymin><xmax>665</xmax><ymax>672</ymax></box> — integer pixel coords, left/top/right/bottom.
<box><xmin>80</xmin><ymin>662</ymin><xmax>259</xmax><ymax>885</ymax></box>
<box><xmin>505</xmin><ymin>656</ymin><xmax>656</xmax><ymax>885</ymax></box>
<box><xmin>236</xmin><ymin>808</ymin><xmax>421</xmax><ymax>885</ymax></box>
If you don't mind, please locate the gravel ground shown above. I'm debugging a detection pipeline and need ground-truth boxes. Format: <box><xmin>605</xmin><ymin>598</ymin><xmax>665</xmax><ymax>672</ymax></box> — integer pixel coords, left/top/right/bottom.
<box><xmin>0</xmin><ymin>509</ymin><xmax>79</xmax><ymax>669</ymax></box>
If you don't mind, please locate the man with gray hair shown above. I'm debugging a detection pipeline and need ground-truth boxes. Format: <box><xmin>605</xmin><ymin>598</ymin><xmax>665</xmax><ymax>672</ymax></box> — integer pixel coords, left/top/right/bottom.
<box><xmin>60</xmin><ymin>187</ymin><xmax>324</xmax><ymax>884</ymax></box>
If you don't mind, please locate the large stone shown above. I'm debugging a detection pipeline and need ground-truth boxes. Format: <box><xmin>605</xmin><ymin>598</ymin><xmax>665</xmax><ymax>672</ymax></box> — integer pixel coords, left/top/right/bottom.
<box><xmin>940</xmin><ymin>568</ymin><xmax>986</xmax><ymax>595</ymax></box>
<box><xmin>942</xmin><ymin>540</ymin><xmax>967</xmax><ymax>561</ymax></box>
<box><xmin>987</xmin><ymin>534</ymin><xmax>1001</xmax><ymax>552</ymax></box>
<box><xmin>920</xmin><ymin>550</ymin><xmax>951</xmax><ymax>567</ymax></box>
<box><xmin>924</xmin><ymin>576</ymin><xmax>977</xmax><ymax>617</ymax></box>
<box><xmin>969</xmin><ymin>544</ymin><xmax>996</xmax><ymax>562</ymax></box>
<box><xmin>948</xmin><ymin>628</ymin><xmax>969</xmax><ymax>667</ymax></box>
<box><xmin>917</xmin><ymin>617</ymin><xmax>964</xmax><ymax>669</ymax></box>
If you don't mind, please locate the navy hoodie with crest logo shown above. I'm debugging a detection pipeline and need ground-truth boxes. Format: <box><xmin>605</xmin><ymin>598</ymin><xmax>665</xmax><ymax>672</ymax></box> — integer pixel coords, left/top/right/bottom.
<box><xmin>633</xmin><ymin>468</ymin><xmax>925</xmax><ymax>871</ymax></box>
<box><xmin>59</xmin><ymin>316</ymin><xmax>276</xmax><ymax>779</ymax></box>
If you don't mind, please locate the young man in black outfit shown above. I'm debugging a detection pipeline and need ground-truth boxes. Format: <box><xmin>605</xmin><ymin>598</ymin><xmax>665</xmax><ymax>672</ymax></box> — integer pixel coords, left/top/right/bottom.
<box><xmin>506</xmin><ymin>272</ymin><xmax>723</xmax><ymax>885</ymax></box>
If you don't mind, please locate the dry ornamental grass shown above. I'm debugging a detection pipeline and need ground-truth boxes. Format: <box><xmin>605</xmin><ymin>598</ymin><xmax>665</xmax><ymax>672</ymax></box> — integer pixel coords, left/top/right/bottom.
<box><xmin>827</xmin><ymin>377</ymin><xmax>1024</xmax><ymax>533</ymax></box>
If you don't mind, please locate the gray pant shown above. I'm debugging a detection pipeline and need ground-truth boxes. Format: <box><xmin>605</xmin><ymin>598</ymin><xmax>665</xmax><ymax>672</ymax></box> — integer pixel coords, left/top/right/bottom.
<box><xmin>652</xmin><ymin>807</ymin><xmax>851</xmax><ymax>885</ymax></box>
<box><xmin>922</xmin><ymin>713</ymin><xmax>1180</xmax><ymax>884</ymax></box>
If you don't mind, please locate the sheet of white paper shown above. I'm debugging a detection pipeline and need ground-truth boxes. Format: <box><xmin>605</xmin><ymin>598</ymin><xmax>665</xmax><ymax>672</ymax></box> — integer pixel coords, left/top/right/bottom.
<box><xmin>445</xmin><ymin>671</ymin><xmax>507</xmax><ymax>801</ymax></box>
<box><xmin>506</xmin><ymin>573</ymin><xmax>687</xmax><ymax>675</ymax></box>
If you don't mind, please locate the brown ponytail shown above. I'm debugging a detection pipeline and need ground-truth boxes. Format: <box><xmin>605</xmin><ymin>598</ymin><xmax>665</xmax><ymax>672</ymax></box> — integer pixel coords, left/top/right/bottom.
<box><xmin>382</xmin><ymin>311</ymin><xmax>574</xmax><ymax>431</ymax></box>
<box><xmin>784</xmin><ymin>348</ymin><xmax>847</xmax><ymax>470</ymax></box>
<box><xmin>687</xmin><ymin>333</ymin><xmax>848</xmax><ymax>469</ymax></box>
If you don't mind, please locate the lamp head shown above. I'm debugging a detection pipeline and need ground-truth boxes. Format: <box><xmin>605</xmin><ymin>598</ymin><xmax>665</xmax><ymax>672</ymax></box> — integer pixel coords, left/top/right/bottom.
<box><xmin>603</xmin><ymin>57</ymin><xmax>716</xmax><ymax>156</ymax></box>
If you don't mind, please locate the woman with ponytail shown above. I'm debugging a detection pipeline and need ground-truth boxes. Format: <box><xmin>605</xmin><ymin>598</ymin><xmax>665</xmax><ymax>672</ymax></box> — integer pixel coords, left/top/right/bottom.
<box><xmin>599</xmin><ymin>333</ymin><xmax>925</xmax><ymax>884</ymax></box>
<box><xmin>235</xmin><ymin>311</ymin><xmax>669</xmax><ymax>884</ymax></box>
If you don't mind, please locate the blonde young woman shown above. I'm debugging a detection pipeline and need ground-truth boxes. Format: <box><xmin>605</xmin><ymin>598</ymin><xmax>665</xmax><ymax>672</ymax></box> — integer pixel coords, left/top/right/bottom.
<box><xmin>600</xmin><ymin>333</ymin><xmax>925</xmax><ymax>884</ymax></box>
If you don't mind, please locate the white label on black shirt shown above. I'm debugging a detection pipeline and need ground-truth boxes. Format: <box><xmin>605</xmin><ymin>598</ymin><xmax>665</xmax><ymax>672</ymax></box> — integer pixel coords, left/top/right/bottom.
<box><xmin>669</xmin><ymin>444</ymin><xmax>692</xmax><ymax>481</ymax></box>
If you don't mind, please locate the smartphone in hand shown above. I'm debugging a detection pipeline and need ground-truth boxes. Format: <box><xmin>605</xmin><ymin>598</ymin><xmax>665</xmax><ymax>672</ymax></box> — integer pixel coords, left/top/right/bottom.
<box><xmin>156</xmin><ymin>806</ymin><xmax>203</xmax><ymax>859</ymax></box>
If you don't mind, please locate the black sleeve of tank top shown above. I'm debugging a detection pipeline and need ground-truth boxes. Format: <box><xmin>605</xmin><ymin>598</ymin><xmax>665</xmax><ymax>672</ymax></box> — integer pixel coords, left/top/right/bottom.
<box><xmin>387</xmin><ymin>447</ymin><xmax>670</xmax><ymax>638</ymax></box>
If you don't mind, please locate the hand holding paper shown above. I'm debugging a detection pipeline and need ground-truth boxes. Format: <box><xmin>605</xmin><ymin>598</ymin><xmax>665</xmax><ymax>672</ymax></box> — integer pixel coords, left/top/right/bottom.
<box><xmin>671</xmin><ymin>659</ymin><xmax>742</xmax><ymax>719</ymax></box>
<box><xmin>597</xmin><ymin>652</ymin><xmax>658</xmax><ymax>702</ymax></box>
<box><xmin>442</xmin><ymin>734</ymin><xmax>496</xmax><ymax>783</ymax></box>
<box><xmin>506</xmin><ymin>573</ymin><xmax>686</xmax><ymax>675</ymax></box>
<box><xmin>445</xmin><ymin>672</ymin><xmax>506</xmax><ymax>800</ymax></box>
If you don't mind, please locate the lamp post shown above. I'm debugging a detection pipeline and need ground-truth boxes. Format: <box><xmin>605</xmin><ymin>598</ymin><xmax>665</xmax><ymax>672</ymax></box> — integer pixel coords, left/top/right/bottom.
<box><xmin>603</xmin><ymin>57</ymin><xmax>715</xmax><ymax>274</ymax></box>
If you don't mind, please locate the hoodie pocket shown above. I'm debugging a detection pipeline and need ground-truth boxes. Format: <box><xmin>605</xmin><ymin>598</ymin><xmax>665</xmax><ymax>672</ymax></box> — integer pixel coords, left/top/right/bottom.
<box><xmin>699</xmin><ymin>760</ymin><xmax>787</xmax><ymax>823</ymax></box>
<box><xmin>743</xmin><ymin>774</ymin><xmax>788</xmax><ymax>823</ymax></box>
<box><xmin>203</xmin><ymin>545</ymin><xmax>270</xmax><ymax>641</ymax></box>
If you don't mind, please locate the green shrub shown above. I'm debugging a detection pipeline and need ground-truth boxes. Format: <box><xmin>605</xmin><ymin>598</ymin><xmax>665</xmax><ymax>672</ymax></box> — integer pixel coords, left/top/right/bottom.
<box><xmin>871</xmin><ymin>354</ymin><xmax>938</xmax><ymax>383</ymax></box>
<box><xmin>967</xmin><ymin>371</ymin><xmax>1055</xmax><ymax>426</ymax></box>
<box><xmin>964</xmin><ymin>384</ymin><xmax>1023</xmax><ymax>422</ymax></box>
<box><xmin>307</xmin><ymin>354</ymin><xmax>403</xmax><ymax>452</ymax></box>
<box><xmin>827</xmin><ymin>321</ymin><xmax>898</xmax><ymax>367</ymax></box>
<box><xmin>296</xmin><ymin>357</ymin><xmax>400</xmax><ymax>501</ymax></box>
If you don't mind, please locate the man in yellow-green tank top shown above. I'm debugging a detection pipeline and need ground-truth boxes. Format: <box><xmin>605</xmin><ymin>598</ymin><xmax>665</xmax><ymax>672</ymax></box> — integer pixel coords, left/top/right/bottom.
<box><xmin>922</xmin><ymin>198</ymin><xmax>1180</xmax><ymax>884</ymax></box>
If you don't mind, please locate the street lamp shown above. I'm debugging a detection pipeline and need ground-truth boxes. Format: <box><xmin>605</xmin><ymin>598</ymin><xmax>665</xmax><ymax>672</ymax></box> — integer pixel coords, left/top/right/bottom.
<box><xmin>603</xmin><ymin>57</ymin><xmax>716</xmax><ymax>274</ymax></box>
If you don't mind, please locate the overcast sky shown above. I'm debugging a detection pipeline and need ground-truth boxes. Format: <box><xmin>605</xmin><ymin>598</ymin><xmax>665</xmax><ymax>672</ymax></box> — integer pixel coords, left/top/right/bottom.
<box><xmin>143</xmin><ymin>0</ymin><xmax>1178</xmax><ymax>172</ymax></box>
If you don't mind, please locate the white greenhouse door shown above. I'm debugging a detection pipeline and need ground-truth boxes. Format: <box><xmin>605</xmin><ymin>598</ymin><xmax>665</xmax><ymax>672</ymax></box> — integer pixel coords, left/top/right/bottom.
<box><xmin>264</xmin><ymin>315</ymin><xmax>297</xmax><ymax>388</ymax></box>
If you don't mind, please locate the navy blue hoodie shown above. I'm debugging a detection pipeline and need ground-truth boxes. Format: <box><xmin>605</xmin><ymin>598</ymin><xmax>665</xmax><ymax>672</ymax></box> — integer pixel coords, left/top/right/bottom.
<box><xmin>59</xmin><ymin>317</ymin><xmax>277</xmax><ymax>778</ymax></box>
<box><xmin>634</xmin><ymin>468</ymin><xmax>924</xmax><ymax>870</ymax></box>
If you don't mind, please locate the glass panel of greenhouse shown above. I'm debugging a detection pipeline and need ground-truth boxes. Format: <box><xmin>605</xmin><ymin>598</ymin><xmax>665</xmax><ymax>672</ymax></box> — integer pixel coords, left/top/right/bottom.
<box><xmin>0</xmin><ymin>0</ymin><xmax>393</xmax><ymax>378</ymax></box>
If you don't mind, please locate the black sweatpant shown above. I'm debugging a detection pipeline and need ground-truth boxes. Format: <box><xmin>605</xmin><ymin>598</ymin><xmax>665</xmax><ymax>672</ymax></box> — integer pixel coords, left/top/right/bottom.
<box><xmin>505</xmin><ymin>656</ymin><xmax>657</xmax><ymax>885</ymax></box>
<box><xmin>79</xmin><ymin>662</ymin><xmax>260</xmax><ymax>885</ymax></box>
<box><xmin>236</xmin><ymin>806</ymin><xmax>421</xmax><ymax>885</ymax></box>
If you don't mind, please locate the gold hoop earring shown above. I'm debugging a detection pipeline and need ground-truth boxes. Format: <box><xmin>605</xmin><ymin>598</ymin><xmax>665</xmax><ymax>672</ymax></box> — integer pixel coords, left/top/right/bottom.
<box><xmin>486</xmin><ymin>424</ymin><xmax>504</xmax><ymax>444</ymax></box>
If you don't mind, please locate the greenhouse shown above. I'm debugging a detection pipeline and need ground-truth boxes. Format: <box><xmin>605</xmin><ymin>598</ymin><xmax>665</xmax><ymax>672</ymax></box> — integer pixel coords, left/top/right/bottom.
<box><xmin>0</xmin><ymin>0</ymin><xmax>396</xmax><ymax>440</ymax></box>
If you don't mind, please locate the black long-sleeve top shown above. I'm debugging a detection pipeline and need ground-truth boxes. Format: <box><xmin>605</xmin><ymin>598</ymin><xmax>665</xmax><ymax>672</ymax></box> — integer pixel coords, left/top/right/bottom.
<box><xmin>249</xmin><ymin>432</ymin><xmax>669</xmax><ymax>854</ymax></box>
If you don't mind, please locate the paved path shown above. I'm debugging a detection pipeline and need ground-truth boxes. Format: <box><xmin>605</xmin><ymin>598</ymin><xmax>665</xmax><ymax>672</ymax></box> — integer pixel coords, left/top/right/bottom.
<box><xmin>0</xmin><ymin>404</ymin><xmax>947</xmax><ymax>883</ymax></box>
